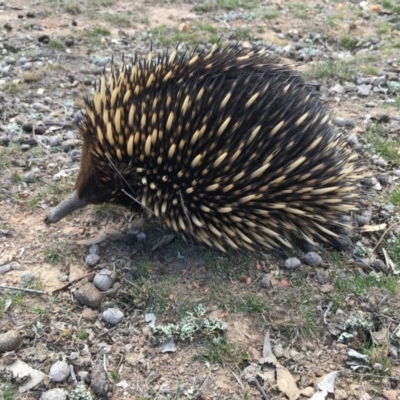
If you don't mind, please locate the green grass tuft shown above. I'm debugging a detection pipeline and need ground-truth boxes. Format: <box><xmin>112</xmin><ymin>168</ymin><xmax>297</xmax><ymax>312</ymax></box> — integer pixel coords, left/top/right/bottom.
<box><xmin>196</xmin><ymin>337</ymin><xmax>248</xmax><ymax>367</ymax></box>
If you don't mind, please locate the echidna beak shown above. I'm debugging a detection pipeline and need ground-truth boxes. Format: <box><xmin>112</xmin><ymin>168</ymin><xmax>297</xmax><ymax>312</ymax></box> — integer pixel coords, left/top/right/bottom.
<box><xmin>45</xmin><ymin>190</ymin><xmax>87</xmax><ymax>224</ymax></box>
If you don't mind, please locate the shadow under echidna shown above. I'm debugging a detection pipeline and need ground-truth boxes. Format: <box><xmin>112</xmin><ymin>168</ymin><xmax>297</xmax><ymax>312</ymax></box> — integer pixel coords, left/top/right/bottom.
<box><xmin>46</xmin><ymin>44</ymin><xmax>360</xmax><ymax>252</ymax></box>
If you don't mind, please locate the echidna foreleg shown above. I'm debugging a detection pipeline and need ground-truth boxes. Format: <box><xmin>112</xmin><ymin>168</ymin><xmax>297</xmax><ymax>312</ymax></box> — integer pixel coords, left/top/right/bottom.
<box><xmin>45</xmin><ymin>190</ymin><xmax>86</xmax><ymax>224</ymax></box>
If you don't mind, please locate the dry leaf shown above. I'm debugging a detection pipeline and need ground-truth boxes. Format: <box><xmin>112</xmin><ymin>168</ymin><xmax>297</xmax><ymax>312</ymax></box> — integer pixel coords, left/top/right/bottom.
<box><xmin>360</xmin><ymin>223</ymin><xmax>387</xmax><ymax>232</ymax></box>
<box><xmin>276</xmin><ymin>367</ymin><xmax>300</xmax><ymax>400</ymax></box>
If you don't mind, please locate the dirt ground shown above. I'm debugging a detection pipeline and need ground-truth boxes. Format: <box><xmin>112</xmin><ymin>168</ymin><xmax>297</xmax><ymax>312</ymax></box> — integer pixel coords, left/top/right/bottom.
<box><xmin>1</xmin><ymin>0</ymin><xmax>400</xmax><ymax>399</ymax></box>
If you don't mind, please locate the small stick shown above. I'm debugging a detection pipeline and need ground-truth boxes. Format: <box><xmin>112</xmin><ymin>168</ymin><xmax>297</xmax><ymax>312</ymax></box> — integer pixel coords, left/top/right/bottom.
<box><xmin>372</xmin><ymin>221</ymin><xmax>400</xmax><ymax>253</ymax></box>
<box><xmin>323</xmin><ymin>301</ymin><xmax>333</xmax><ymax>325</ymax></box>
<box><xmin>52</xmin><ymin>266</ymin><xmax>103</xmax><ymax>294</ymax></box>
<box><xmin>252</xmin><ymin>378</ymin><xmax>270</xmax><ymax>400</ymax></box>
<box><xmin>0</xmin><ymin>285</ymin><xmax>47</xmax><ymax>295</ymax></box>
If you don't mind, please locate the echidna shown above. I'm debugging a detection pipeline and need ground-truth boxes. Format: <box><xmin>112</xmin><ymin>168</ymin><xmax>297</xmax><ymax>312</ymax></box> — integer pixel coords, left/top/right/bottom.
<box><xmin>46</xmin><ymin>44</ymin><xmax>359</xmax><ymax>252</ymax></box>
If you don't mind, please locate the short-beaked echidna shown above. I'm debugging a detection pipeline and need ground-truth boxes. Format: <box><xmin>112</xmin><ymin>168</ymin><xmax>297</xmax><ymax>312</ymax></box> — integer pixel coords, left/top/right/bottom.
<box><xmin>46</xmin><ymin>44</ymin><xmax>359</xmax><ymax>252</ymax></box>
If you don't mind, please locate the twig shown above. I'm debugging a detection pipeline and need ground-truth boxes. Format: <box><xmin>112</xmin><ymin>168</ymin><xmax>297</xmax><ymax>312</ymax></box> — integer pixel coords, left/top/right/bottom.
<box><xmin>230</xmin><ymin>370</ymin><xmax>244</xmax><ymax>390</ymax></box>
<box><xmin>252</xmin><ymin>378</ymin><xmax>270</xmax><ymax>400</ymax></box>
<box><xmin>98</xmin><ymin>326</ymin><xmax>118</xmax><ymax>338</ymax></box>
<box><xmin>0</xmin><ymin>285</ymin><xmax>47</xmax><ymax>295</ymax></box>
<box><xmin>32</xmin><ymin>125</ymin><xmax>53</xmax><ymax>157</ymax></box>
<box><xmin>323</xmin><ymin>301</ymin><xmax>333</xmax><ymax>325</ymax></box>
<box><xmin>248</xmin><ymin>273</ymin><xmax>265</xmax><ymax>288</ymax></box>
<box><xmin>52</xmin><ymin>266</ymin><xmax>103</xmax><ymax>294</ymax></box>
<box><xmin>122</xmin><ymin>277</ymin><xmax>145</xmax><ymax>292</ymax></box>
<box><xmin>373</xmin><ymin>221</ymin><xmax>400</xmax><ymax>253</ymax></box>
<box><xmin>43</xmin><ymin>120</ymin><xmax>74</xmax><ymax>128</ymax></box>
<box><xmin>151</xmin><ymin>234</ymin><xmax>176</xmax><ymax>251</ymax></box>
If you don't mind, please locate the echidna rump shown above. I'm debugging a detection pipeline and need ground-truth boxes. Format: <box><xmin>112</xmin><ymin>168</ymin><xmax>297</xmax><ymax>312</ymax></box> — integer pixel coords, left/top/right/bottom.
<box><xmin>46</xmin><ymin>44</ymin><xmax>359</xmax><ymax>252</ymax></box>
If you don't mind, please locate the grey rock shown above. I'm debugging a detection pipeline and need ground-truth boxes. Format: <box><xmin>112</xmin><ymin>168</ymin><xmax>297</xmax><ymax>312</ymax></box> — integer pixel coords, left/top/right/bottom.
<box><xmin>102</xmin><ymin>308</ymin><xmax>124</xmax><ymax>325</ymax></box>
<box><xmin>357</xmin><ymin>84</ymin><xmax>371</xmax><ymax>97</ymax></box>
<box><xmin>89</xmin><ymin>244</ymin><xmax>100</xmax><ymax>255</ymax></box>
<box><xmin>70</xmin><ymin>149</ymin><xmax>81</xmax><ymax>162</ymax></box>
<box><xmin>39</xmin><ymin>388</ymin><xmax>68</xmax><ymax>400</ymax></box>
<box><xmin>377</xmin><ymin>173</ymin><xmax>389</xmax><ymax>186</ymax></box>
<box><xmin>49</xmin><ymin>360</ymin><xmax>70</xmax><ymax>382</ymax></box>
<box><xmin>360</xmin><ymin>177</ymin><xmax>377</xmax><ymax>187</ymax></box>
<box><xmin>23</xmin><ymin>169</ymin><xmax>39</xmax><ymax>183</ymax></box>
<box><xmin>284</xmin><ymin>257</ymin><xmax>301</xmax><ymax>269</ymax></box>
<box><xmin>61</xmin><ymin>139</ymin><xmax>80</xmax><ymax>152</ymax></box>
<box><xmin>303</xmin><ymin>252</ymin><xmax>322</xmax><ymax>267</ymax></box>
<box><xmin>374</xmin><ymin>157</ymin><xmax>387</xmax><ymax>168</ymax></box>
<box><xmin>331</xmin><ymin>83</ymin><xmax>345</xmax><ymax>94</ymax></box>
<box><xmin>49</xmin><ymin>135</ymin><xmax>61</xmax><ymax>147</ymax></box>
<box><xmin>371</xmin><ymin>259</ymin><xmax>386</xmax><ymax>272</ymax></box>
<box><xmin>21</xmin><ymin>270</ymin><xmax>35</xmax><ymax>283</ymax></box>
<box><xmin>91</xmin><ymin>364</ymin><xmax>110</xmax><ymax>397</ymax></box>
<box><xmin>85</xmin><ymin>253</ymin><xmax>100</xmax><ymax>267</ymax></box>
<box><xmin>93</xmin><ymin>269</ymin><xmax>116</xmax><ymax>292</ymax></box>
<box><xmin>73</xmin><ymin>283</ymin><xmax>102</xmax><ymax>308</ymax></box>
<box><xmin>0</xmin><ymin>330</ymin><xmax>22</xmax><ymax>353</ymax></box>
<box><xmin>335</xmin><ymin>117</ymin><xmax>356</xmax><ymax>128</ymax></box>
<box><xmin>356</xmin><ymin>210</ymin><xmax>372</xmax><ymax>225</ymax></box>
<box><xmin>136</xmin><ymin>232</ymin><xmax>147</xmax><ymax>242</ymax></box>
<box><xmin>347</xmin><ymin>133</ymin><xmax>359</xmax><ymax>147</ymax></box>
<box><xmin>330</xmin><ymin>235</ymin><xmax>352</xmax><ymax>251</ymax></box>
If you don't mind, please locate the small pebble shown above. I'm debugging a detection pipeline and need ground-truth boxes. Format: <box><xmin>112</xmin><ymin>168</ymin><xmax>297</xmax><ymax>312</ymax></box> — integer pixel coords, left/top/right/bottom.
<box><xmin>347</xmin><ymin>133</ymin><xmax>359</xmax><ymax>147</ymax></box>
<box><xmin>357</xmin><ymin>84</ymin><xmax>371</xmax><ymax>97</ymax></box>
<box><xmin>49</xmin><ymin>136</ymin><xmax>61</xmax><ymax>147</ymax></box>
<box><xmin>65</xmin><ymin>38</ymin><xmax>74</xmax><ymax>47</ymax></box>
<box><xmin>89</xmin><ymin>244</ymin><xmax>100</xmax><ymax>255</ymax></box>
<box><xmin>377</xmin><ymin>173</ymin><xmax>389</xmax><ymax>186</ymax></box>
<box><xmin>22</xmin><ymin>62</ymin><xmax>32</xmax><ymax>70</ymax></box>
<box><xmin>85</xmin><ymin>253</ymin><xmax>100</xmax><ymax>267</ymax></box>
<box><xmin>73</xmin><ymin>110</ymin><xmax>84</xmax><ymax>125</ymax></box>
<box><xmin>330</xmin><ymin>235</ymin><xmax>352</xmax><ymax>251</ymax></box>
<box><xmin>93</xmin><ymin>269</ymin><xmax>116</xmax><ymax>291</ymax></box>
<box><xmin>274</xmin><ymin>343</ymin><xmax>283</xmax><ymax>358</ymax></box>
<box><xmin>303</xmin><ymin>252</ymin><xmax>322</xmax><ymax>267</ymax></box>
<box><xmin>284</xmin><ymin>258</ymin><xmax>301</xmax><ymax>269</ymax></box>
<box><xmin>39</xmin><ymin>388</ymin><xmax>68</xmax><ymax>400</ymax></box>
<box><xmin>0</xmin><ymin>330</ymin><xmax>22</xmax><ymax>353</ymax></box>
<box><xmin>73</xmin><ymin>283</ymin><xmax>102</xmax><ymax>308</ymax></box>
<box><xmin>61</xmin><ymin>139</ymin><xmax>80</xmax><ymax>152</ymax></box>
<box><xmin>23</xmin><ymin>169</ymin><xmax>39</xmax><ymax>183</ymax></box>
<box><xmin>102</xmin><ymin>308</ymin><xmax>124</xmax><ymax>325</ymax></box>
<box><xmin>38</xmin><ymin>35</ymin><xmax>50</xmax><ymax>44</ymax></box>
<box><xmin>21</xmin><ymin>270</ymin><xmax>35</xmax><ymax>283</ymax></box>
<box><xmin>374</xmin><ymin>157</ymin><xmax>387</xmax><ymax>168</ymax></box>
<box><xmin>360</xmin><ymin>177</ymin><xmax>377</xmax><ymax>187</ymax></box>
<box><xmin>81</xmin><ymin>308</ymin><xmax>99</xmax><ymax>322</ymax></box>
<box><xmin>70</xmin><ymin>149</ymin><xmax>81</xmax><ymax>162</ymax></box>
<box><xmin>356</xmin><ymin>210</ymin><xmax>372</xmax><ymax>225</ymax></box>
<box><xmin>373</xmin><ymin>363</ymin><xmax>382</xmax><ymax>371</ymax></box>
<box><xmin>371</xmin><ymin>259</ymin><xmax>386</xmax><ymax>272</ymax></box>
<box><xmin>136</xmin><ymin>232</ymin><xmax>147</xmax><ymax>242</ymax></box>
<box><xmin>49</xmin><ymin>360</ymin><xmax>70</xmax><ymax>382</ymax></box>
<box><xmin>0</xmin><ymin>135</ymin><xmax>10</xmax><ymax>146</ymax></box>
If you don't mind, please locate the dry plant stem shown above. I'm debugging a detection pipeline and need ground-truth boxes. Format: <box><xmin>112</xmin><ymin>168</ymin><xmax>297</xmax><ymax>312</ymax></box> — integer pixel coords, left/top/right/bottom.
<box><xmin>32</xmin><ymin>125</ymin><xmax>52</xmax><ymax>157</ymax></box>
<box><xmin>0</xmin><ymin>285</ymin><xmax>47</xmax><ymax>295</ymax></box>
<box><xmin>253</xmin><ymin>378</ymin><xmax>270</xmax><ymax>400</ymax></box>
<box><xmin>373</xmin><ymin>221</ymin><xmax>400</xmax><ymax>253</ymax></box>
<box><xmin>52</xmin><ymin>266</ymin><xmax>103</xmax><ymax>294</ymax></box>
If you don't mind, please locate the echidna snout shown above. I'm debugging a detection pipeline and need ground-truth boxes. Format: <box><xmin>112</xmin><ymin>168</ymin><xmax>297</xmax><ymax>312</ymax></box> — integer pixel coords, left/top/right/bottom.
<box><xmin>45</xmin><ymin>44</ymin><xmax>359</xmax><ymax>252</ymax></box>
